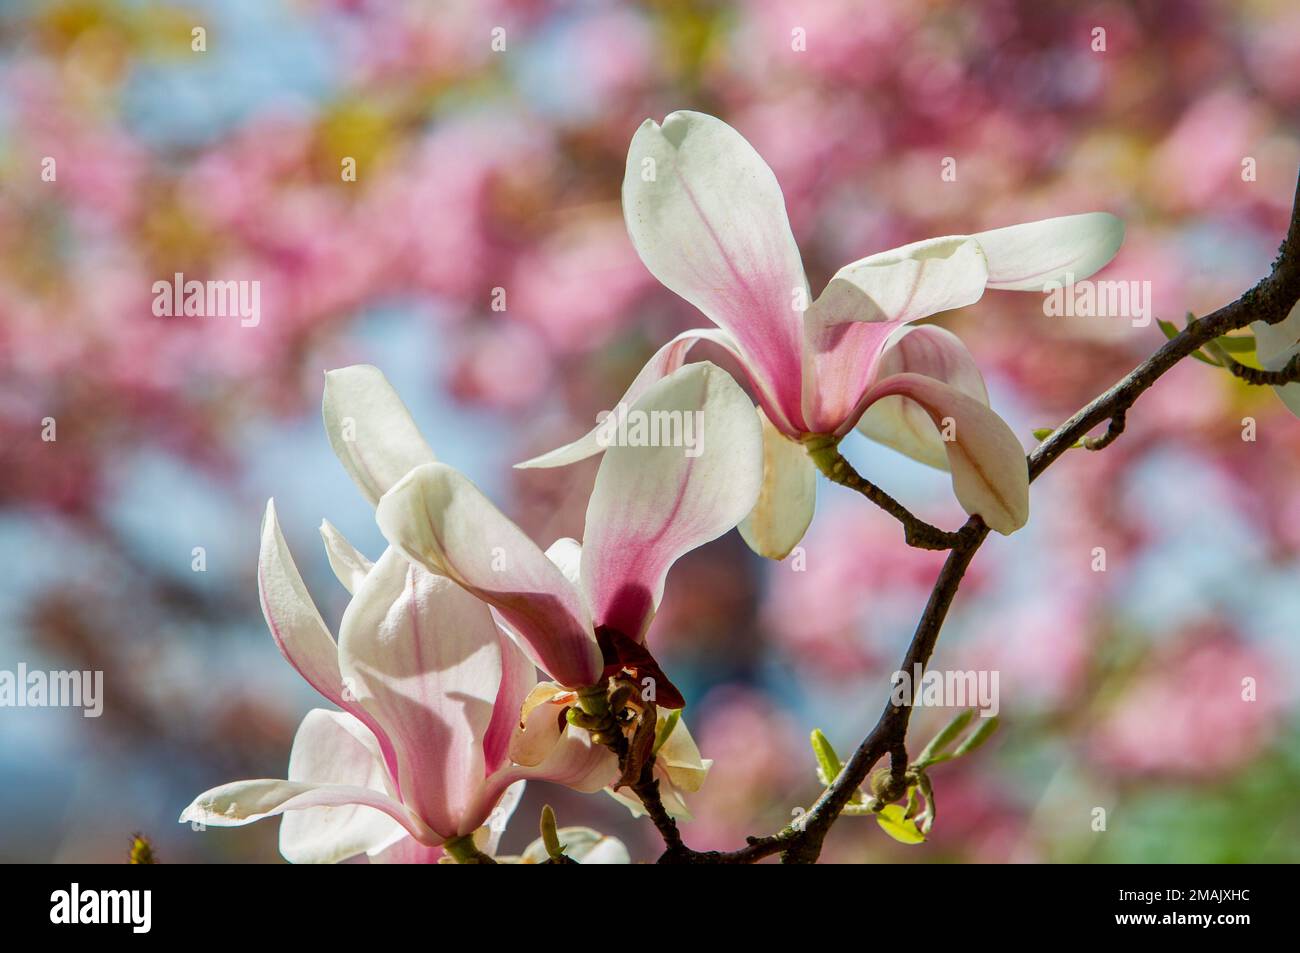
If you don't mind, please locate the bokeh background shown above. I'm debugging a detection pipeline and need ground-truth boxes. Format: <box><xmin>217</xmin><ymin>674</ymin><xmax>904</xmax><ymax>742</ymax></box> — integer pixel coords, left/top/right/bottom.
<box><xmin>2</xmin><ymin>0</ymin><xmax>1300</xmax><ymax>863</ymax></box>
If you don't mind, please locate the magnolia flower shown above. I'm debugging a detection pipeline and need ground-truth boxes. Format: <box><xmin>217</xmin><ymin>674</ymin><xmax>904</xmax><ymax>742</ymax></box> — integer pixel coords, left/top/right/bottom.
<box><xmin>520</xmin><ymin>111</ymin><xmax>1125</xmax><ymax>558</ymax></box>
<box><xmin>180</xmin><ymin>502</ymin><xmax>615</xmax><ymax>863</ymax></box>
<box><xmin>1252</xmin><ymin>301</ymin><xmax>1300</xmax><ymax>416</ymax></box>
<box><xmin>323</xmin><ymin>360</ymin><xmax>763</xmax><ymax>694</ymax></box>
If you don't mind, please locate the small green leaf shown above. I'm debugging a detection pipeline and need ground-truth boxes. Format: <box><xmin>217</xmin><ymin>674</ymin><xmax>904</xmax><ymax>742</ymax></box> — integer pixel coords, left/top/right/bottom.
<box><xmin>952</xmin><ymin>716</ymin><xmax>1000</xmax><ymax>757</ymax></box>
<box><xmin>810</xmin><ymin>729</ymin><xmax>843</xmax><ymax>787</ymax></box>
<box><xmin>875</xmin><ymin>804</ymin><xmax>926</xmax><ymax>845</ymax></box>
<box><xmin>1032</xmin><ymin>427</ymin><xmax>1085</xmax><ymax>449</ymax></box>
<box><xmin>904</xmin><ymin>784</ymin><xmax>920</xmax><ymax>818</ymax></box>
<box><xmin>1215</xmin><ymin>335</ymin><xmax>1256</xmax><ymax>355</ymax></box>
<box><xmin>917</xmin><ymin>772</ymin><xmax>937</xmax><ymax>834</ymax></box>
<box><xmin>916</xmin><ymin>709</ymin><xmax>974</xmax><ymax>767</ymax></box>
<box><xmin>1157</xmin><ymin>318</ymin><xmax>1180</xmax><ymax>340</ymax></box>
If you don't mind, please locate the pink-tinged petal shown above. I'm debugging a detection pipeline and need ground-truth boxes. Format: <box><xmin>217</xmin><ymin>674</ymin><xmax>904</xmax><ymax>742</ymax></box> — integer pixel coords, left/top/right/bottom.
<box><xmin>259</xmin><ymin>500</ymin><xmax>340</xmax><ymax>699</ymax></box>
<box><xmin>974</xmin><ymin>212</ymin><xmax>1124</xmax><ymax>291</ymax></box>
<box><xmin>479</xmin><ymin>779</ymin><xmax>527</xmax><ymax>856</ymax></box>
<box><xmin>606</xmin><ymin>778</ymin><xmax>693</xmax><ymax>820</ymax></box>
<box><xmin>461</xmin><ymin>729</ymin><xmax>616</xmax><ymax>839</ymax></box>
<box><xmin>738</xmin><ymin>406</ymin><xmax>817</xmax><ymax>560</ymax></box>
<box><xmin>802</xmin><ymin>237</ymin><xmax>988</xmax><ymax>434</ymax></box>
<box><xmin>1253</xmin><ymin>302</ymin><xmax>1300</xmax><ymax>417</ymax></box>
<box><xmin>656</xmin><ymin>714</ymin><xmax>712</xmax><ymax>795</ymax></box>
<box><xmin>180</xmin><ymin>715</ymin><xmax>430</xmax><ymax>857</ymax></box>
<box><xmin>509</xmin><ymin>682</ymin><xmax>575</xmax><ymax>767</ymax></box>
<box><xmin>516</xmin><ymin>327</ymin><xmax>772</xmax><ymax>467</ymax></box>
<box><xmin>856</xmin><ymin>325</ymin><xmax>990</xmax><ymax>467</ymax></box>
<box><xmin>385</xmin><ymin>780</ymin><xmax>528</xmax><ymax>861</ymax></box>
<box><xmin>509</xmin><ymin>687</ymin><xmax>614</xmax><ymax>791</ymax></box>
<box><xmin>258</xmin><ymin>500</ymin><xmax>399</xmax><ymax>781</ymax></box>
<box><xmin>180</xmin><ymin>779</ymin><xmax>416</xmax><ymax>832</ymax></box>
<box><xmin>279</xmin><ymin>709</ymin><xmax>409</xmax><ymax>864</ymax></box>
<box><xmin>319</xmin><ymin>519</ymin><xmax>374</xmax><ymax>595</ymax></box>
<box><xmin>544</xmin><ymin>537</ymin><xmax>584</xmax><ymax>588</ymax></box>
<box><xmin>518</xmin><ymin>730</ymin><xmax>616</xmax><ymax>792</ymax></box>
<box><xmin>860</xmin><ymin>373</ymin><xmax>1029</xmax><ymax>535</ymax></box>
<box><xmin>375</xmin><ymin>463</ymin><xmax>602</xmax><ymax>688</ymax></box>
<box><xmin>581</xmin><ymin>362</ymin><xmax>763</xmax><ymax>640</ymax></box>
<box><xmin>814</xmin><ymin>236</ymin><xmax>990</xmax><ymax>325</ymax></box>
<box><xmin>368</xmin><ymin>835</ymin><xmax>445</xmax><ymax>864</ymax></box>
<box><xmin>323</xmin><ymin>365</ymin><xmax>437</xmax><ymax>506</ymax></box>
<box><xmin>482</xmin><ymin>634</ymin><xmax>538</xmax><ymax>777</ymax></box>
<box><xmin>338</xmin><ymin>546</ymin><xmax>503</xmax><ymax>840</ymax></box>
<box><xmin>624</xmin><ymin>111</ymin><xmax>809</xmax><ymax>431</ymax></box>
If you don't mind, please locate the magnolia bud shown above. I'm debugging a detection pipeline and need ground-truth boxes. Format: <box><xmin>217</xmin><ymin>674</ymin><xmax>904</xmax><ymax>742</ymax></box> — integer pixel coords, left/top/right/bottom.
<box><xmin>870</xmin><ymin>767</ymin><xmax>907</xmax><ymax>803</ymax></box>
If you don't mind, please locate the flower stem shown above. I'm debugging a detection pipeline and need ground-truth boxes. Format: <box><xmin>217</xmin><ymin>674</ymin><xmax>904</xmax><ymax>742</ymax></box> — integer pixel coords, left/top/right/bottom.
<box><xmin>804</xmin><ymin>437</ymin><xmax>977</xmax><ymax>550</ymax></box>
<box><xmin>442</xmin><ymin>834</ymin><xmax>496</xmax><ymax>864</ymax></box>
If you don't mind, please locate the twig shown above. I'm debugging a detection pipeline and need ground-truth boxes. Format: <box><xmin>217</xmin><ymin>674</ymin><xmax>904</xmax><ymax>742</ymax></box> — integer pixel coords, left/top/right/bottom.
<box><xmin>805</xmin><ymin>440</ymin><xmax>980</xmax><ymax>550</ymax></box>
<box><xmin>1211</xmin><ymin>348</ymin><xmax>1300</xmax><ymax>386</ymax></box>
<box><xmin>1081</xmin><ymin>407</ymin><xmax>1125</xmax><ymax>451</ymax></box>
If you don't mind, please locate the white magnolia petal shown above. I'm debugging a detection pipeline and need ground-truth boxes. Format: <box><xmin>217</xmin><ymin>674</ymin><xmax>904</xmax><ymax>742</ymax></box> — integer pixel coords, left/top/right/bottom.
<box><xmin>738</xmin><ymin>406</ymin><xmax>817</xmax><ymax>560</ymax></box>
<box><xmin>860</xmin><ymin>372</ymin><xmax>1029</xmax><ymax>534</ymax></box>
<box><xmin>259</xmin><ymin>501</ymin><xmax>400</xmax><ymax>781</ymax></box>
<box><xmin>812</xmin><ymin>236</ymin><xmax>991</xmax><ymax>326</ymax></box>
<box><xmin>180</xmin><ymin>779</ymin><xmax>409</xmax><ymax>829</ymax></box>
<box><xmin>856</xmin><ymin>325</ymin><xmax>990</xmax><ymax>470</ymax></box>
<box><xmin>508</xmin><ymin>682</ymin><xmax>573</xmax><ymax>767</ymax></box>
<box><xmin>514</xmin><ymin>730</ymin><xmax>617</xmax><ymax>794</ymax></box>
<box><xmin>973</xmin><ymin>212</ymin><xmax>1124</xmax><ymax>291</ymax></box>
<box><xmin>544</xmin><ymin>537</ymin><xmax>584</xmax><ymax>589</ymax></box>
<box><xmin>367</xmin><ymin>835</ymin><xmax>445</xmax><ymax>864</ymax></box>
<box><xmin>520</xmin><ymin>828</ymin><xmax>631</xmax><ymax>864</ymax></box>
<box><xmin>319</xmin><ymin>519</ymin><xmax>375</xmax><ymax>595</ymax></box>
<box><xmin>480</xmin><ymin>779</ymin><xmax>527</xmax><ymax>857</ymax></box>
<box><xmin>259</xmin><ymin>501</ymin><xmax>342</xmax><ymax>701</ymax></box>
<box><xmin>605</xmin><ymin>776</ymin><xmax>693</xmax><ymax>820</ymax></box>
<box><xmin>656</xmin><ymin>715</ymin><xmax>712</xmax><ymax>795</ymax></box>
<box><xmin>1252</xmin><ymin>302</ymin><xmax>1300</xmax><ymax>417</ymax></box>
<box><xmin>624</xmin><ymin>111</ymin><xmax>809</xmax><ymax>431</ymax></box>
<box><xmin>323</xmin><ymin>365</ymin><xmax>437</xmax><ymax>506</ymax></box>
<box><xmin>482</xmin><ymin>633</ymin><xmax>538</xmax><ymax>777</ymax></box>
